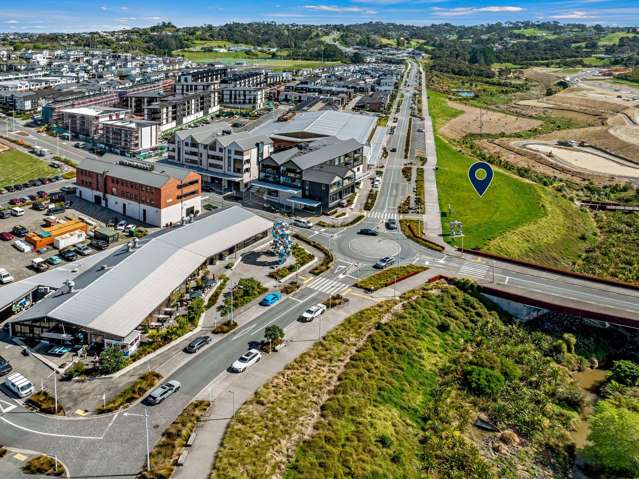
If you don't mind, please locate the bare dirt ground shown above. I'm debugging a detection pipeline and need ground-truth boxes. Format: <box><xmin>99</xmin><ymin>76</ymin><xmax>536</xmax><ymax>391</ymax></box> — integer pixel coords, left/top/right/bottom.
<box><xmin>439</xmin><ymin>101</ymin><xmax>542</xmax><ymax>140</ymax></box>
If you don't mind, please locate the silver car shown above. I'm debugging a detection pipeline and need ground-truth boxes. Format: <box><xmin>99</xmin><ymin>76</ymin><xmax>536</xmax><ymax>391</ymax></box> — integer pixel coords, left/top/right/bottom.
<box><xmin>145</xmin><ymin>380</ymin><xmax>181</xmax><ymax>405</ymax></box>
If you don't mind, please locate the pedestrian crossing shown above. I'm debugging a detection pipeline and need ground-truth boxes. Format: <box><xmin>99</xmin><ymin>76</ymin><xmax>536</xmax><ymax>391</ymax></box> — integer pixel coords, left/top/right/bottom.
<box><xmin>307</xmin><ymin>277</ymin><xmax>348</xmax><ymax>295</ymax></box>
<box><xmin>458</xmin><ymin>262</ymin><xmax>491</xmax><ymax>279</ymax></box>
<box><xmin>368</xmin><ymin>211</ymin><xmax>398</xmax><ymax>220</ymax></box>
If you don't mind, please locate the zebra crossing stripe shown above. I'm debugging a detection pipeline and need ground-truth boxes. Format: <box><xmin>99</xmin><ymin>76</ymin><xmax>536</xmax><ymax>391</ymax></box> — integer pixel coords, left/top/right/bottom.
<box><xmin>307</xmin><ymin>277</ymin><xmax>347</xmax><ymax>295</ymax></box>
<box><xmin>459</xmin><ymin>263</ymin><xmax>490</xmax><ymax>278</ymax></box>
<box><xmin>368</xmin><ymin>211</ymin><xmax>398</xmax><ymax>220</ymax></box>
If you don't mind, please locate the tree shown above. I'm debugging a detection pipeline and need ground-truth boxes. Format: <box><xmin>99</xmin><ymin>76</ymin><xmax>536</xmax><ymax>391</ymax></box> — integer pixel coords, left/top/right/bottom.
<box><xmin>611</xmin><ymin>360</ymin><xmax>639</xmax><ymax>386</ymax></box>
<box><xmin>99</xmin><ymin>346</ymin><xmax>127</xmax><ymax>374</ymax></box>
<box><xmin>464</xmin><ymin>366</ymin><xmax>505</xmax><ymax>397</ymax></box>
<box><xmin>583</xmin><ymin>401</ymin><xmax>639</xmax><ymax>475</ymax></box>
<box><xmin>264</xmin><ymin>325</ymin><xmax>285</xmax><ymax>346</ymax></box>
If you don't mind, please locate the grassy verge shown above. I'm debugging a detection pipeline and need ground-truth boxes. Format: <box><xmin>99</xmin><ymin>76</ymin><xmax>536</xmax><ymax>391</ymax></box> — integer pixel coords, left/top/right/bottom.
<box><xmin>401</xmin><ymin>166</ymin><xmax>412</xmax><ymax>182</ymax></box>
<box><xmin>23</xmin><ymin>455</ymin><xmax>65</xmax><ymax>476</ymax></box>
<box><xmin>483</xmin><ymin>187</ymin><xmax>596</xmax><ymax>269</ymax></box>
<box><xmin>268</xmin><ymin>243</ymin><xmax>314</xmax><ymax>280</ymax></box>
<box><xmin>427</xmin><ymin>90</ymin><xmax>464</xmax><ymax>131</ymax></box>
<box><xmin>364</xmin><ymin>189</ymin><xmax>378</xmax><ymax>211</ymax></box>
<box><xmin>404</xmin><ymin>117</ymin><xmax>413</xmax><ymax>159</ymax></box>
<box><xmin>415</xmin><ymin>167</ymin><xmax>425</xmax><ymax>214</ymax></box>
<box><xmin>285</xmin><ymin>282</ymin><xmax>584</xmax><ymax>478</ymax></box>
<box><xmin>206</xmin><ymin>275</ymin><xmax>229</xmax><ymax>310</ymax></box>
<box><xmin>97</xmin><ymin>371</ymin><xmax>162</xmax><ymax>414</ymax></box>
<box><xmin>436</xmin><ymin>135</ymin><xmax>545</xmax><ymax>249</ymax></box>
<box><xmin>212</xmin><ymin>320</ymin><xmax>238</xmax><ymax>334</ymax></box>
<box><xmin>26</xmin><ymin>390</ymin><xmax>64</xmax><ymax>415</ymax></box>
<box><xmin>355</xmin><ymin>265</ymin><xmax>428</xmax><ymax>292</ymax></box>
<box><xmin>219</xmin><ymin>278</ymin><xmax>267</xmax><ymax>316</ymax></box>
<box><xmin>211</xmin><ymin>300</ymin><xmax>399</xmax><ymax>478</ymax></box>
<box><xmin>316</xmin><ymin>214</ymin><xmax>365</xmax><ymax>229</ymax></box>
<box><xmin>0</xmin><ymin>149</ymin><xmax>58</xmax><ymax>188</ymax></box>
<box><xmin>139</xmin><ymin>400</ymin><xmax>210</xmax><ymax>479</ymax></box>
<box><xmin>293</xmin><ymin>233</ymin><xmax>334</xmax><ymax>276</ymax></box>
<box><xmin>400</xmin><ymin>219</ymin><xmax>445</xmax><ymax>252</ymax></box>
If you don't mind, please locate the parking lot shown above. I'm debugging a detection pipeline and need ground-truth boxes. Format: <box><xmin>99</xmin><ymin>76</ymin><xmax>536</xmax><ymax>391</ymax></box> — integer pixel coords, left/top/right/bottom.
<box><xmin>0</xmin><ymin>193</ymin><xmax>159</xmax><ymax>283</ymax></box>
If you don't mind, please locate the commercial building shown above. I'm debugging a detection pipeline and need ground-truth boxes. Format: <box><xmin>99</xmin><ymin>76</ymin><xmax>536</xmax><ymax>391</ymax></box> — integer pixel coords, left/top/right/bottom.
<box><xmin>101</xmin><ymin>119</ymin><xmax>159</xmax><ymax>154</ymax></box>
<box><xmin>75</xmin><ymin>155</ymin><xmax>202</xmax><ymax>226</ymax></box>
<box><xmin>6</xmin><ymin>206</ymin><xmax>272</xmax><ymax>353</ymax></box>
<box><xmin>168</xmin><ymin>123</ymin><xmax>272</xmax><ymax>193</ymax></box>
<box><xmin>253</xmin><ymin>137</ymin><xmax>365</xmax><ymax>213</ymax></box>
<box><xmin>60</xmin><ymin>106</ymin><xmax>129</xmax><ymax>139</ymax></box>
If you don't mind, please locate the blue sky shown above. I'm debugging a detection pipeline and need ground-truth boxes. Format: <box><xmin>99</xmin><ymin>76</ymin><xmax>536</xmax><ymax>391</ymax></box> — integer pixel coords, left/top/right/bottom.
<box><xmin>2</xmin><ymin>0</ymin><xmax>638</xmax><ymax>32</ymax></box>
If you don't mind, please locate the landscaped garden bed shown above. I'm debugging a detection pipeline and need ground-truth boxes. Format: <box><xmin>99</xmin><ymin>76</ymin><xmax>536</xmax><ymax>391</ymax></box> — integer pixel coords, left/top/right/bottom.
<box><xmin>268</xmin><ymin>243</ymin><xmax>314</xmax><ymax>280</ymax></box>
<box><xmin>317</xmin><ymin>214</ymin><xmax>365</xmax><ymax>229</ymax></box>
<box><xmin>219</xmin><ymin>278</ymin><xmax>267</xmax><ymax>316</ymax></box>
<box><xmin>97</xmin><ymin>371</ymin><xmax>162</xmax><ymax>414</ymax></box>
<box><xmin>363</xmin><ymin>189</ymin><xmax>378</xmax><ymax>211</ymax></box>
<box><xmin>23</xmin><ymin>455</ymin><xmax>65</xmax><ymax>476</ymax></box>
<box><xmin>400</xmin><ymin>219</ymin><xmax>445</xmax><ymax>252</ymax></box>
<box><xmin>355</xmin><ymin>265</ymin><xmax>428</xmax><ymax>292</ymax></box>
<box><xmin>212</xmin><ymin>320</ymin><xmax>238</xmax><ymax>334</ymax></box>
<box><xmin>206</xmin><ymin>275</ymin><xmax>229</xmax><ymax>310</ymax></box>
<box><xmin>26</xmin><ymin>390</ymin><xmax>64</xmax><ymax>416</ymax></box>
<box><xmin>293</xmin><ymin>233</ymin><xmax>335</xmax><ymax>275</ymax></box>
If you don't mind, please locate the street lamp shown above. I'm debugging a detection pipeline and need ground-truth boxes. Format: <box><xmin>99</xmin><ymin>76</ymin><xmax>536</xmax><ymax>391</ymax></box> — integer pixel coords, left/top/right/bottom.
<box><xmin>123</xmin><ymin>408</ymin><xmax>151</xmax><ymax>472</ymax></box>
<box><xmin>229</xmin><ymin>390</ymin><xmax>236</xmax><ymax>417</ymax></box>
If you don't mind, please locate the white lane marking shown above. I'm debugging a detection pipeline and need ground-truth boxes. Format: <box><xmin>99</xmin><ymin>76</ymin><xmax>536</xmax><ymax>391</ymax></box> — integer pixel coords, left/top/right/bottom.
<box><xmin>0</xmin><ymin>416</ymin><xmax>104</xmax><ymax>440</ymax></box>
<box><xmin>504</xmin><ymin>276</ymin><xmax>510</xmax><ymax>285</ymax></box>
<box><xmin>263</xmin><ymin>291</ymin><xmax>319</xmax><ymax>328</ymax></box>
<box><xmin>232</xmin><ymin>324</ymin><xmax>257</xmax><ymax>340</ymax></box>
<box><xmin>0</xmin><ymin>399</ymin><xmax>16</xmax><ymax>413</ymax></box>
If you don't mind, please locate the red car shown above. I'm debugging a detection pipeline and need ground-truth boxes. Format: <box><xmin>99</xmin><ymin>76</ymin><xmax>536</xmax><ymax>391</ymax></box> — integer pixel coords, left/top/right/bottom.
<box><xmin>0</xmin><ymin>232</ymin><xmax>14</xmax><ymax>241</ymax></box>
<box><xmin>8</xmin><ymin>198</ymin><xmax>23</xmax><ymax>206</ymax></box>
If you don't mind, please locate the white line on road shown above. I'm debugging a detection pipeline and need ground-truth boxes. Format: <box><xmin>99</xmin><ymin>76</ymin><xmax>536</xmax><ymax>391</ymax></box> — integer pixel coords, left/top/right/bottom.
<box><xmin>0</xmin><ymin>416</ymin><xmax>104</xmax><ymax>440</ymax></box>
<box><xmin>231</xmin><ymin>324</ymin><xmax>257</xmax><ymax>340</ymax></box>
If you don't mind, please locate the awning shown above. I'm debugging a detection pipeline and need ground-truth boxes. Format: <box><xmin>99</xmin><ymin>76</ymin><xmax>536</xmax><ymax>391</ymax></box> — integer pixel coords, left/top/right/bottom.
<box><xmin>250</xmin><ymin>180</ymin><xmax>300</xmax><ymax>195</ymax></box>
<box><xmin>201</xmin><ymin>171</ymin><xmax>243</xmax><ymax>182</ymax></box>
<box><xmin>287</xmin><ymin>196</ymin><xmax>322</xmax><ymax>207</ymax></box>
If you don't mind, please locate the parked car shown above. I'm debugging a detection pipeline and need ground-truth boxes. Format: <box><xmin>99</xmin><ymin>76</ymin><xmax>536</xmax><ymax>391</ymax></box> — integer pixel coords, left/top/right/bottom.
<box><xmin>46</xmin><ymin>255</ymin><xmax>62</xmax><ymax>266</ymax></box>
<box><xmin>60</xmin><ymin>249</ymin><xmax>78</xmax><ymax>261</ymax></box>
<box><xmin>230</xmin><ymin>349</ymin><xmax>262</xmax><ymax>373</ymax></box>
<box><xmin>358</xmin><ymin>228</ymin><xmax>378</xmax><ymax>236</ymax></box>
<box><xmin>386</xmin><ymin>218</ymin><xmax>397</xmax><ymax>230</ymax></box>
<box><xmin>60</xmin><ymin>186</ymin><xmax>76</xmax><ymax>193</ymax></box>
<box><xmin>185</xmin><ymin>336</ymin><xmax>212</xmax><ymax>353</ymax></box>
<box><xmin>8</xmin><ymin>198</ymin><xmax>23</xmax><ymax>206</ymax></box>
<box><xmin>5</xmin><ymin>185</ymin><xmax>14</xmax><ymax>192</ymax></box>
<box><xmin>47</xmin><ymin>206</ymin><xmax>65</xmax><ymax>215</ymax></box>
<box><xmin>36</xmin><ymin>190</ymin><xmax>48</xmax><ymax>198</ymax></box>
<box><xmin>293</xmin><ymin>218</ymin><xmax>313</xmax><ymax>229</ymax></box>
<box><xmin>106</xmin><ymin>218</ymin><xmax>117</xmax><ymax>227</ymax></box>
<box><xmin>260</xmin><ymin>291</ymin><xmax>282</xmax><ymax>306</ymax></box>
<box><xmin>0</xmin><ymin>210</ymin><xmax>9</xmax><ymax>219</ymax></box>
<box><xmin>13</xmin><ymin>184</ymin><xmax>23</xmax><ymax>191</ymax></box>
<box><xmin>116</xmin><ymin>220</ymin><xmax>127</xmax><ymax>231</ymax></box>
<box><xmin>374</xmin><ymin>256</ymin><xmax>395</xmax><ymax>269</ymax></box>
<box><xmin>31</xmin><ymin>258</ymin><xmax>49</xmax><ymax>273</ymax></box>
<box><xmin>299</xmin><ymin>303</ymin><xmax>327</xmax><ymax>322</ymax></box>
<box><xmin>32</xmin><ymin>202</ymin><xmax>47</xmax><ymax>211</ymax></box>
<box><xmin>390</xmin><ymin>147</ymin><xmax>397</xmax><ymax>152</ymax></box>
<box><xmin>75</xmin><ymin>244</ymin><xmax>91</xmax><ymax>256</ymax></box>
<box><xmin>13</xmin><ymin>240</ymin><xmax>32</xmax><ymax>253</ymax></box>
<box><xmin>49</xmin><ymin>161</ymin><xmax>61</xmax><ymax>168</ymax></box>
<box><xmin>11</xmin><ymin>225</ymin><xmax>28</xmax><ymax>237</ymax></box>
<box><xmin>4</xmin><ymin>372</ymin><xmax>33</xmax><ymax>398</ymax></box>
<box><xmin>90</xmin><ymin>239</ymin><xmax>108</xmax><ymax>251</ymax></box>
<box><xmin>0</xmin><ymin>355</ymin><xmax>12</xmax><ymax>376</ymax></box>
<box><xmin>0</xmin><ymin>232</ymin><xmax>14</xmax><ymax>241</ymax></box>
<box><xmin>0</xmin><ymin>268</ymin><xmax>14</xmax><ymax>284</ymax></box>
<box><xmin>144</xmin><ymin>380</ymin><xmax>181</xmax><ymax>405</ymax></box>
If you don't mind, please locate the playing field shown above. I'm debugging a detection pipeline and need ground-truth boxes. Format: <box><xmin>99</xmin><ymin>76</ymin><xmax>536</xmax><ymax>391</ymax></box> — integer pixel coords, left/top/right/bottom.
<box><xmin>0</xmin><ymin>148</ymin><xmax>58</xmax><ymax>188</ymax></box>
<box><xmin>435</xmin><ymin>136</ymin><xmax>545</xmax><ymax>249</ymax></box>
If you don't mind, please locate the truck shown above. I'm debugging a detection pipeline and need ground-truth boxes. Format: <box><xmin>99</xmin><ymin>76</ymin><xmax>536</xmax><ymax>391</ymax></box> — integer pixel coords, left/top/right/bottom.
<box><xmin>31</xmin><ymin>257</ymin><xmax>49</xmax><ymax>273</ymax></box>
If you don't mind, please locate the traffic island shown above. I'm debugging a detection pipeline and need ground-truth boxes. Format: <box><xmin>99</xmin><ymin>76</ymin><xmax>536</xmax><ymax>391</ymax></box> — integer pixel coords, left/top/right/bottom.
<box><xmin>355</xmin><ymin>265</ymin><xmax>428</xmax><ymax>292</ymax></box>
<box><xmin>22</xmin><ymin>455</ymin><xmax>66</xmax><ymax>477</ymax></box>
<box><xmin>293</xmin><ymin>233</ymin><xmax>335</xmax><ymax>276</ymax></box>
<box><xmin>96</xmin><ymin>371</ymin><xmax>162</xmax><ymax>414</ymax></box>
<box><xmin>26</xmin><ymin>390</ymin><xmax>65</xmax><ymax>416</ymax></box>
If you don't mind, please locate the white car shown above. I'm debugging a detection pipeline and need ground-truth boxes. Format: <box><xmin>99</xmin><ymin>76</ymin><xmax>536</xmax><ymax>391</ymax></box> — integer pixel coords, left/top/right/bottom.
<box><xmin>0</xmin><ymin>268</ymin><xmax>14</xmax><ymax>284</ymax></box>
<box><xmin>116</xmin><ymin>220</ymin><xmax>127</xmax><ymax>231</ymax></box>
<box><xmin>299</xmin><ymin>303</ymin><xmax>327</xmax><ymax>322</ymax></box>
<box><xmin>230</xmin><ymin>349</ymin><xmax>262</xmax><ymax>373</ymax></box>
<box><xmin>126</xmin><ymin>224</ymin><xmax>136</xmax><ymax>233</ymax></box>
<box><xmin>293</xmin><ymin>218</ymin><xmax>313</xmax><ymax>229</ymax></box>
<box><xmin>13</xmin><ymin>240</ymin><xmax>31</xmax><ymax>253</ymax></box>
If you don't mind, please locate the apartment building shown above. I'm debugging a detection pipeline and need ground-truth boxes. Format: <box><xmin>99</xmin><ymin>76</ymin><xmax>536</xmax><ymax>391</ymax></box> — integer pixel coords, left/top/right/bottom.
<box><xmin>254</xmin><ymin>137</ymin><xmax>365</xmax><ymax>213</ymax></box>
<box><xmin>169</xmin><ymin>123</ymin><xmax>272</xmax><ymax>193</ymax></box>
<box><xmin>221</xmin><ymin>86</ymin><xmax>266</xmax><ymax>110</ymax></box>
<box><xmin>75</xmin><ymin>155</ymin><xmax>202</xmax><ymax>226</ymax></box>
<box><xmin>60</xmin><ymin>106</ymin><xmax>129</xmax><ymax>139</ymax></box>
<box><xmin>101</xmin><ymin>119</ymin><xmax>159</xmax><ymax>154</ymax></box>
<box><xmin>143</xmin><ymin>91</ymin><xmax>213</xmax><ymax>133</ymax></box>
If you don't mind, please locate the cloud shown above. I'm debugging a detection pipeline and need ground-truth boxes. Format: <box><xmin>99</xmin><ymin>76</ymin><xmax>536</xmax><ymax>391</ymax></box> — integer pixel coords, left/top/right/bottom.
<box><xmin>550</xmin><ymin>10</ymin><xmax>596</xmax><ymax>19</ymax></box>
<box><xmin>4</xmin><ymin>20</ymin><xmax>20</xmax><ymax>24</ymax></box>
<box><xmin>144</xmin><ymin>16</ymin><xmax>164</xmax><ymax>21</ymax></box>
<box><xmin>303</xmin><ymin>5</ymin><xmax>377</xmax><ymax>14</ymax></box>
<box><xmin>120</xmin><ymin>6</ymin><xmax>129</xmax><ymax>11</ymax></box>
<box><xmin>433</xmin><ymin>5</ymin><xmax>524</xmax><ymax>16</ymax></box>
<box><xmin>268</xmin><ymin>13</ymin><xmax>311</xmax><ymax>18</ymax></box>
<box><xmin>99</xmin><ymin>6</ymin><xmax>108</xmax><ymax>11</ymax></box>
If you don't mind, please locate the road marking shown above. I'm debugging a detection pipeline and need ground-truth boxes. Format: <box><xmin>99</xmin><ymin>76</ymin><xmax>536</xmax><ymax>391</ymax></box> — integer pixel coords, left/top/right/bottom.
<box><xmin>263</xmin><ymin>291</ymin><xmax>319</xmax><ymax>328</ymax></box>
<box><xmin>0</xmin><ymin>399</ymin><xmax>16</xmax><ymax>413</ymax></box>
<box><xmin>13</xmin><ymin>453</ymin><xmax>27</xmax><ymax>461</ymax></box>
<box><xmin>307</xmin><ymin>277</ymin><xmax>348</xmax><ymax>295</ymax></box>
<box><xmin>436</xmin><ymin>256</ymin><xmax>447</xmax><ymax>264</ymax></box>
<box><xmin>459</xmin><ymin>263</ymin><xmax>490</xmax><ymax>279</ymax></box>
<box><xmin>0</xmin><ymin>416</ymin><xmax>104</xmax><ymax>440</ymax></box>
<box><xmin>231</xmin><ymin>324</ymin><xmax>256</xmax><ymax>340</ymax></box>
<box><xmin>504</xmin><ymin>276</ymin><xmax>510</xmax><ymax>285</ymax></box>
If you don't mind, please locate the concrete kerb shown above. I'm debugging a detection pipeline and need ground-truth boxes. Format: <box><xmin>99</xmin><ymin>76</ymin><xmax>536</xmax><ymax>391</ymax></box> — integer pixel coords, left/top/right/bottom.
<box><xmin>277</xmin><ymin>256</ymin><xmax>319</xmax><ymax>284</ymax></box>
<box><xmin>5</xmin><ymin>447</ymin><xmax>71</xmax><ymax>478</ymax></box>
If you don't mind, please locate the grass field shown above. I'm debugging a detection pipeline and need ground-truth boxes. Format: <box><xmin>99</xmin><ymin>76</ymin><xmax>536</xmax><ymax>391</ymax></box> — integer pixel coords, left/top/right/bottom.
<box><xmin>427</xmin><ymin>90</ymin><xmax>463</xmax><ymax>132</ymax></box>
<box><xmin>598</xmin><ymin>31</ymin><xmax>638</xmax><ymax>46</ymax></box>
<box><xmin>513</xmin><ymin>27</ymin><xmax>557</xmax><ymax>38</ymax></box>
<box><xmin>177</xmin><ymin>51</ymin><xmax>340</xmax><ymax>69</ymax></box>
<box><xmin>483</xmin><ymin>187</ymin><xmax>596</xmax><ymax>268</ymax></box>
<box><xmin>436</xmin><ymin>136</ymin><xmax>545</xmax><ymax>249</ymax></box>
<box><xmin>0</xmin><ymin>149</ymin><xmax>57</xmax><ymax>188</ymax></box>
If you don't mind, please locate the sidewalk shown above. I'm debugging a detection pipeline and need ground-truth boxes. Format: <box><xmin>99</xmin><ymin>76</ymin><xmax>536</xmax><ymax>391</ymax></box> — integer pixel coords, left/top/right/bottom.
<box><xmin>174</xmin><ymin>269</ymin><xmax>444</xmax><ymax>479</ymax></box>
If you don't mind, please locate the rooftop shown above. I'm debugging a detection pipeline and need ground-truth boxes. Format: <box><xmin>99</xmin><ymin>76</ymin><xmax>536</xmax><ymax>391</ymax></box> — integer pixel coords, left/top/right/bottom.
<box><xmin>60</xmin><ymin>105</ymin><xmax>129</xmax><ymax>116</ymax></box>
<box><xmin>269</xmin><ymin>137</ymin><xmax>362</xmax><ymax>170</ymax></box>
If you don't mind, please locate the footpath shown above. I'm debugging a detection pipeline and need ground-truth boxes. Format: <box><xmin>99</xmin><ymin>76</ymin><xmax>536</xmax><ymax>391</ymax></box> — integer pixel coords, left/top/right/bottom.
<box><xmin>174</xmin><ymin>268</ymin><xmax>442</xmax><ymax>479</ymax></box>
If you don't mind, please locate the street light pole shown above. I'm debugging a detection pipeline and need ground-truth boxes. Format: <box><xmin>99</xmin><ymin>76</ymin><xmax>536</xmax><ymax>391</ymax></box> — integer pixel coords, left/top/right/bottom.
<box><xmin>229</xmin><ymin>390</ymin><xmax>236</xmax><ymax>417</ymax></box>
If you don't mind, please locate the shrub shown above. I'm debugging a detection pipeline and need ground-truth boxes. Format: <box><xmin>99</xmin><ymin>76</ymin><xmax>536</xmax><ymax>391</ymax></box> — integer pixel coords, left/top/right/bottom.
<box><xmin>99</xmin><ymin>346</ymin><xmax>127</xmax><ymax>374</ymax></box>
<box><xmin>23</xmin><ymin>455</ymin><xmax>65</xmax><ymax>476</ymax></box>
<box><xmin>97</xmin><ymin>371</ymin><xmax>162</xmax><ymax>414</ymax></box>
<box><xmin>219</xmin><ymin>278</ymin><xmax>267</xmax><ymax>316</ymax></box>
<box><xmin>26</xmin><ymin>390</ymin><xmax>64</xmax><ymax>415</ymax></box>
<box><xmin>281</xmin><ymin>281</ymin><xmax>300</xmax><ymax>295</ymax></box>
<box><xmin>364</xmin><ymin>189</ymin><xmax>378</xmax><ymax>211</ymax></box>
<box><xmin>293</xmin><ymin>234</ymin><xmax>334</xmax><ymax>276</ymax></box>
<box><xmin>212</xmin><ymin>320</ymin><xmax>238</xmax><ymax>334</ymax></box>
<box><xmin>355</xmin><ymin>265</ymin><xmax>428</xmax><ymax>292</ymax></box>
<box><xmin>611</xmin><ymin>360</ymin><xmax>639</xmax><ymax>387</ymax></box>
<box><xmin>268</xmin><ymin>243</ymin><xmax>314</xmax><ymax>280</ymax></box>
<box><xmin>206</xmin><ymin>275</ymin><xmax>229</xmax><ymax>310</ymax></box>
<box><xmin>63</xmin><ymin>361</ymin><xmax>86</xmax><ymax>381</ymax></box>
<box><xmin>464</xmin><ymin>366</ymin><xmax>505</xmax><ymax>397</ymax></box>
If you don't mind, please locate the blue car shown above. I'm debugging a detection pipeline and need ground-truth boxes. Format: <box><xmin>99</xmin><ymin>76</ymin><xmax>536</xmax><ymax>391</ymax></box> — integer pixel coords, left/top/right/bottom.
<box><xmin>260</xmin><ymin>292</ymin><xmax>282</xmax><ymax>306</ymax></box>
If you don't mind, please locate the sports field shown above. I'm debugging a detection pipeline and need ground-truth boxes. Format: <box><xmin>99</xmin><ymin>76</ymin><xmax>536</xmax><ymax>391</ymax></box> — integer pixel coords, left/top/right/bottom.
<box><xmin>0</xmin><ymin>148</ymin><xmax>58</xmax><ymax>188</ymax></box>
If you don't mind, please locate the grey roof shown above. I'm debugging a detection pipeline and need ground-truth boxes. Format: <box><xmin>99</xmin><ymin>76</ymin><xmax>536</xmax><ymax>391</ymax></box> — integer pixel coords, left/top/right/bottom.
<box><xmin>251</xmin><ymin>110</ymin><xmax>377</xmax><ymax>145</ymax></box>
<box><xmin>78</xmin><ymin>155</ymin><xmax>194</xmax><ymax>188</ymax></box>
<box><xmin>12</xmin><ymin>206</ymin><xmax>272</xmax><ymax>339</ymax></box>
<box><xmin>174</xmin><ymin>124</ymin><xmax>272</xmax><ymax>151</ymax></box>
<box><xmin>271</xmin><ymin>137</ymin><xmax>362</xmax><ymax>171</ymax></box>
<box><xmin>174</xmin><ymin>122</ymin><xmax>232</xmax><ymax>144</ymax></box>
<box><xmin>303</xmin><ymin>164</ymin><xmax>352</xmax><ymax>184</ymax></box>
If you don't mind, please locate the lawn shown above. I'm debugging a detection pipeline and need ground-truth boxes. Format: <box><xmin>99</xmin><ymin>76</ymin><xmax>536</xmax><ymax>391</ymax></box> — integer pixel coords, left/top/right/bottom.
<box><xmin>177</xmin><ymin>51</ymin><xmax>340</xmax><ymax>70</ymax></box>
<box><xmin>513</xmin><ymin>27</ymin><xmax>557</xmax><ymax>38</ymax></box>
<box><xmin>0</xmin><ymin>149</ymin><xmax>57</xmax><ymax>188</ymax></box>
<box><xmin>598</xmin><ymin>31</ymin><xmax>638</xmax><ymax>46</ymax></box>
<box><xmin>435</xmin><ymin>136</ymin><xmax>545</xmax><ymax>249</ymax></box>
<box><xmin>427</xmin><ymin>90</ymin><xmax>463</xmax><ymax>132</ymax></box>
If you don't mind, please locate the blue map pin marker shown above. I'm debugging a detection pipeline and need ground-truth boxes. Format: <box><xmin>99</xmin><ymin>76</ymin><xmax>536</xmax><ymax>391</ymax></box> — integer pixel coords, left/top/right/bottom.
<box><xmin>468</xmin><ymin>161</ymin><xmax>494</xmax><ymax>197</ymax></box>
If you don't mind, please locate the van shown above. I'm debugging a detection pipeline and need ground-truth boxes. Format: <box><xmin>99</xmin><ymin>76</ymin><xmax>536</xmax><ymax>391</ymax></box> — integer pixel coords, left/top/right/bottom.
<box><xmin>31</xmin><ymin>258</ymin><xmax>48</xmax><ymax>273</ymax></box>
<box><xmin>10</xmin><ymin>207</ymin><xmax>24</xmax><ymax>217</ymax></box>
<box><xmin>4</xmin><ymin>372</ymin><xmax>34</xmax><ymax>398</ymax></box>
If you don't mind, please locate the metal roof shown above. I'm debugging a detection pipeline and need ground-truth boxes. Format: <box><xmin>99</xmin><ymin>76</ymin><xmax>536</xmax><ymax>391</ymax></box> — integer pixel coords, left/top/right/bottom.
<box><xmin>11</xmin><ymin>207</ymin><xmax>272</xmax><ymax>339</ymax></box>
<box><xmin>271</xmin><ymin>137</ymin><xmax>362</xmax><ymax>171</ymax></box>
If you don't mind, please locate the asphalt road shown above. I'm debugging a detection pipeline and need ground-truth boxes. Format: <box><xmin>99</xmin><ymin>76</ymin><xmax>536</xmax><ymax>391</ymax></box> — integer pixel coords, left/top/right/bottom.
<box><xmin>1</xmin><ymin>60</ymin><xmax>639</xmax><ymax>477</ymax></box>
